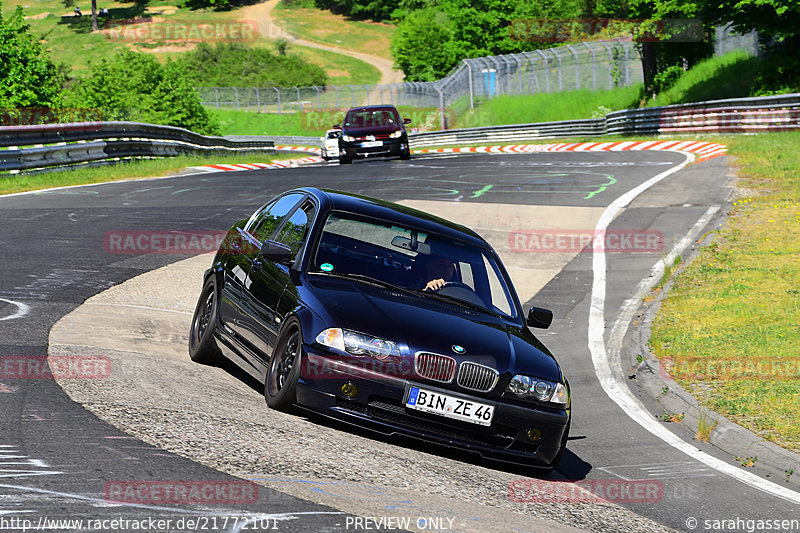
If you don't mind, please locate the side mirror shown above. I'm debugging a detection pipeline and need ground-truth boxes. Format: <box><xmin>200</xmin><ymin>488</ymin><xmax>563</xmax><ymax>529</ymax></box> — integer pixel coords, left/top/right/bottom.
<box><xmin>402</xmin><ymin>118</ymin><xmax>411</xmax><ymax>125</ymax></box>
<box><xmin>333</xmin><ymin>124</ymin><xmax>342</xmax><ymax>130</ymax></box>
<box><xmin>260</xmin><ymin>240</ymin><xmax>293</xmax><ymax>264</ymax></box>
<box><xmin>526</xmin><ymin>307</ymin><xmax>553</xmax><ymax>329</ymax></box>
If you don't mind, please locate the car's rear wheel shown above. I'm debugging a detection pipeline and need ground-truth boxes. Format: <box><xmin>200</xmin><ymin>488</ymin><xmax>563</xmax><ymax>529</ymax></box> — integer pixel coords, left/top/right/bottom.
<box><xmin>265</xmin><ymin>320</ymin><xmax>302</xmax><ymax>410</ymax></box>
<box><xmin>189</xmin><ymin>276</ymin><xmax>223</xmax><ymax>366</ymax></box>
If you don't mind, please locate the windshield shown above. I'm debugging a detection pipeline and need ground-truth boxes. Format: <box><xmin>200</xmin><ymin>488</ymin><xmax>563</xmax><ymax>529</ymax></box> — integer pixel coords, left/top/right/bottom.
<box><xmin>344</xmin><ymin>108</ymin><xmax>400</xmax><ymax>128</ymax></box>
<box><xmin>310</xmin><ymin>212</ymin><xmax>518</xmax><ymax>319</ymax></box>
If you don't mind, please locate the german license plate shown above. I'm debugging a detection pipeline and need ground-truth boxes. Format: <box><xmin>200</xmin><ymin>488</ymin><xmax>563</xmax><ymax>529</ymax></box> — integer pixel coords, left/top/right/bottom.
<box><xmin>406</xmin><ymin>386</ymin><xmax>494</xmax><ymax>426</ymax></box>
<box><xmin>361</xmin><ymin>140</ymin><xmax>382</xmax><ymax>148</ymax></box>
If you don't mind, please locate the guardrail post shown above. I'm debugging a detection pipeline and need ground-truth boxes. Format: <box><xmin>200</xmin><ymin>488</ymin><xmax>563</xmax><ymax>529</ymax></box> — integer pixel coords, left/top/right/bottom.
<box><xmin>314</xmin><ymin>86</ymin><xmax>321</xmax><ymax>110</ymax></box>
<box><xmin>334</xmin><ymin>86</ymin><xmax>339</xmax><ymax>109</ymax></box>
<box><xmin>363</xmin><ymin>85</ymin><xmax>370</xmax><ymax>106</ymax></box>
<box><xmin>214</xmin><ymin>87</ymin><xmax>219</xmax><ymax>109</ymax></box>
<box><xmin>535</xmin><ymin>50</ymin><xmax>549</xmax><ymax>93</ymax></box>
<box><xmin>295</xmin><ymin>87</ymin><xmax>301</xmax><ymax>111</ymax></box>
<box><xmin>274</xmin><ymin>87</ymin><xmax>281</xmax><ymax>114</ymax></box>
<box><xmin>255</xmin><ymin>88</ymin><xmax>261</xmax><ymax>113</ymax></box>
<box><xmin>234</xmin><ymin>87</ymin><xmax>240</xmax><ymax>111</ymax></box>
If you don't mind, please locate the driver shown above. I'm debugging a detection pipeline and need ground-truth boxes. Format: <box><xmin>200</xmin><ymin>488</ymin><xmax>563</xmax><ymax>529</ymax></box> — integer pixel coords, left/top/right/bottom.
<box><xmin>423</xmin><ymin>256</ymin><xmax>456</xmax><ymax>291</ymax></box>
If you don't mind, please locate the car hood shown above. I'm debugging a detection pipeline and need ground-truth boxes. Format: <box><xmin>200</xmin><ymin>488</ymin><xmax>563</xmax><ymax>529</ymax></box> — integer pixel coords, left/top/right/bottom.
<box><xmin>342</xmin><ymin>125</ymin><xmax>402</xmax><ymax>136</ymax></box>
<box><xmin>306</xmin><ymin>275</ymin><xmax>562</xmax><ymax>382</ymax></box>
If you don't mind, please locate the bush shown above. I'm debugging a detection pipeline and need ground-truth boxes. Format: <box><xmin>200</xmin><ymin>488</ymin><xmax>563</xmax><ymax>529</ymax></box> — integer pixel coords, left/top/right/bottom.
<box><xmin>0</xmin><ymin>5</ymin><xmax>63</xmax><ymax>109</ymax></box>
<box><xmin>178</xmin><ymin>43</ymin><xmax>328</xmax><ymax>88</ymax></box>
<box><xmin>64</xmin><ymin>50</ymin><xmax>219</xmax><ymax>135</ymax></box>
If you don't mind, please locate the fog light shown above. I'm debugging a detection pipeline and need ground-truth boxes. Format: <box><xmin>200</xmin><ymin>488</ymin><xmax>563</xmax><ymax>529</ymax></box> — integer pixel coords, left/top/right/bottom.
<box><xmin>526</xmin><ymin>429</ymin><xmax>542</xmax><ymax>442</ymax></box>
<box><xmin>340</xmin><ymin>382</ymin><xmax>358</xmax><ymax>398</ymax></box>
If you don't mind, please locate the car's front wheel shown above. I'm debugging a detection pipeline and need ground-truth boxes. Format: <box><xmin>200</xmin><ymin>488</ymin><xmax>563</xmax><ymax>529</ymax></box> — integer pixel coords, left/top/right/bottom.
<box><xmin>339</xmin><ymin>156</ymin><xmax>352</xmax><ymax>164</ymax></box>
<box><xmin>265</xmin><ymin>320</ymin><xmax>303</xmax><ymax>410</ymax></box>
<box><xmin>189</xmin><ymin>276</ymin><xmax>223</xmax><ymax>366</ymax></box>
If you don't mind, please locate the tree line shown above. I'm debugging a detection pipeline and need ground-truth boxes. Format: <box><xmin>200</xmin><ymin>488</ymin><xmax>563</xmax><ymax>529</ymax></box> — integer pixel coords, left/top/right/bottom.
<box><xmin>315</xmin><ymin>0</ymin><xmax>798</xmax><ymax>96</ymax></box>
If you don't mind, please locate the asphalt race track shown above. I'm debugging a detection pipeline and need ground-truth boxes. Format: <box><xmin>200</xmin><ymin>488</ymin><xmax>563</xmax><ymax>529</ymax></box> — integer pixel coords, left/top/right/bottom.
<box><xmin>1</xmin><ymin>151</ymin><xmax>798</xmax><ymax>532</ymax></box>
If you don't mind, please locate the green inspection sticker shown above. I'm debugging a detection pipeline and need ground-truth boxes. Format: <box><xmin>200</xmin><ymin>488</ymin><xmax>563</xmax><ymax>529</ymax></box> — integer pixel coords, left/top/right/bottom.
<box><xmin>320</xmin><ymin>263</ymin><xmax>334</xmax><ymax>271</ymax></box>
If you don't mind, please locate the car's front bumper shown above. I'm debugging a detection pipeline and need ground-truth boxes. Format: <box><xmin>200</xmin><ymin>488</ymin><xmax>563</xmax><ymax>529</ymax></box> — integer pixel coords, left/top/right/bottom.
<box><xmin>298</xmin><ymin>346</ymin><xmax>570</xmax><ymax>468</ymax></box>
<box><xmin>340</xmin><ymin>138</ymin><xmax>407</xmax><ymax>159</ymax></box>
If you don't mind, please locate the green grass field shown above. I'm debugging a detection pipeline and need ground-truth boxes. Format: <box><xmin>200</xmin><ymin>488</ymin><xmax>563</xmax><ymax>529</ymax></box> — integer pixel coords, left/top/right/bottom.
<box><xmin>3</xmin><ymin>0</ymin><xmax>380</xmax><ymax>83</ymax></box>
<box><xmin>649</xmin><ymin>51</ymin><xmax>762</xmax><ymax>107</ymax></box>
<box><xmin>650</xmin><ymin>132</ymin><xmax>800</xmax><ymax>452</ymax></box>
<box><xmin>455</xmin><ymin>86</ymin><xmax>643</xmax><ymax>128</ymax></box>
<box><xmin>274</xmin><ymin>0</ymin><xmax>395</xmax><ymax>61</ymax></box>
<box><xmin>0</xmin><ymin>152</ymin><xmax>301</xmax><ymax>195</ymax></box>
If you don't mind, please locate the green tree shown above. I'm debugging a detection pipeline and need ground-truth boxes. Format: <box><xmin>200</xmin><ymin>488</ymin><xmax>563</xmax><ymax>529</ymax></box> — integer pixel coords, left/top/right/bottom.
<box><xmin>390</xmin><ymin>8</ymin><xmax>456</xmax><ymax>81</ymax></box>
<box><xmin>64</xmin><ymin>50</ymin><xmax>219</xmax><ymax>135</ymax></box>
<box><xmin>654</xmin><ymin>0</ymin><xmax>800</xmax><ymax>91</ymax></box>
<box><xmin>391</xmin><ymin>0</ymin><xmax>585</xmax><ymax>81</ymax></box>
<box><xmin>0</xmin><ymin>4</ymin><xmax>63</xmax><ymax>109</ymax></box>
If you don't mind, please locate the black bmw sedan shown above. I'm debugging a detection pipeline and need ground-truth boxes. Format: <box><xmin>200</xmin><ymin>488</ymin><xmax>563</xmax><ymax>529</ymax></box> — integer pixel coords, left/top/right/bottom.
<box><xmin>334</xmin><ymin>105</ymin><xmax>411</xmax><ymax>164</ymax></box>
<box><xmin>189</xmin><ymin>188</ymin><xmax>570</xmax><ymax>470</ymax></box>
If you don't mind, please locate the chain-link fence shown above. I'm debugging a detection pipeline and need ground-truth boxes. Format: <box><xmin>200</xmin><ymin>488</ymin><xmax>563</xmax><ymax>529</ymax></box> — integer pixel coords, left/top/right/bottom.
<box><xmin>197</xmin><ymin>38</ymin><xmax>643</xmax><ymax>128</ymax></box>
<box><xmin>714</xmin><ymin>24</ymin><xmax>758</xmax><ymax>57</ymax></box>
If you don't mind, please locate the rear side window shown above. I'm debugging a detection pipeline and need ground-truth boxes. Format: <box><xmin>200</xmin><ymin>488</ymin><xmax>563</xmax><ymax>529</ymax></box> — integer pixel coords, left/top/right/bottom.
<box><xmin>249</xmin><ymin>193</ymin><xmax>304</xmax><ymax>243</ymax></box>
<box><xmin>275</xmin><ymin>201</ymin><xmax>315</xmax><ymax>256</ymax></box>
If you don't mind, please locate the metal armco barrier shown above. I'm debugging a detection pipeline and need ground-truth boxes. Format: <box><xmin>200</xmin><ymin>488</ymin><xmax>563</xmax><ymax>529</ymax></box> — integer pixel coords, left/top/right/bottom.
<box><xmin>1</xmin><ymin>93</ymin><xmax>799</xmax><ymax>172</ymax></box>
<box><xmin>409</xmin><ymin>93</ymin><xmax>800</xmax><ymax>148</ymax></box>
<box><xmin>0</xmin><ymin>121</ymin><xmax>278</xmax><ymax>172</ymax></box>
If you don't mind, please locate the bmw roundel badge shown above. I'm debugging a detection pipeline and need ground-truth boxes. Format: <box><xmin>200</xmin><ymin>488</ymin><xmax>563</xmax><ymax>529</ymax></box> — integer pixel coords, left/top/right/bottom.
<box><xmin>451</xmin><ymin>344</ymin><xmax>466</xmax><ymax>354</ymax></box>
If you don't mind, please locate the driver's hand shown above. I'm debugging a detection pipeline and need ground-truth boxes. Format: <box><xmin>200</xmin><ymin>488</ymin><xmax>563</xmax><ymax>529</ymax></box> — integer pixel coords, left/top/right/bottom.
<box><xmin>425</xmin><ymin>278</ymin><xmax>446</xmax><ymax>291</ymax></box>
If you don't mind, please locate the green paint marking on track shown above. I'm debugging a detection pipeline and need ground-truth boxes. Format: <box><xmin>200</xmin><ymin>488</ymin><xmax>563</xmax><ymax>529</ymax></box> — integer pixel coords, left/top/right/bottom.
<box><xmin>584</xmin><ymin>175</ymin><xmax>617</xmax><ymax>200</ymax></box>
<box><xmin>471</xmin><ymin>185</ymin><xmax>493</xmax><ymax>198</ymax></box>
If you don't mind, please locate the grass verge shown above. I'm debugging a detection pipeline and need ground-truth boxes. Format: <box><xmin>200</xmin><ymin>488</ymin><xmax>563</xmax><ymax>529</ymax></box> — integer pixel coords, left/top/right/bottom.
<box><xmin>274</xmin><ymin>0</ymin><xmax>395</xmax><ymax>61</ymax></box>
<box><xmin>649</xmin><ymin>51</ymin><xmax>762</xmax><ymax>107</ymax></box>
<box><xmin>0</xmin><ymin>152</ymin><xmax>302</xmax><ymax>195</ymax></box>
<box><xmin>455</xmin><ymin>85</ymin><xmax>643</xmax><ymax>128</ymax></box>
<box><xmin>650</xmin><ymin>131</ymin><xmax>800</xmax><ymax>452</ymax></box>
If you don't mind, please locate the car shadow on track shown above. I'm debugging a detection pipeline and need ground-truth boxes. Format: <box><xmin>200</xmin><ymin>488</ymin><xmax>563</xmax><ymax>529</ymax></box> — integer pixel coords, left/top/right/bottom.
<box><xmin>214</xmin><ymin>357</ymin><xmax>593</xmax><ymax>481</ymax></box>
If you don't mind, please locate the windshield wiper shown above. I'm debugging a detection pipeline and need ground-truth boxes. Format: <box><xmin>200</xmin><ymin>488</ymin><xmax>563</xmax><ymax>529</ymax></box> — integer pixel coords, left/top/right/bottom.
<box><xmin>408</xmin><ymin>288</ymin><xmax>502</xmax><ymax>318</ymax></box>
<box><xmin>314</xmin><ymin>271</ymin><xmax>411</xmax><ymax>293</ymax></box>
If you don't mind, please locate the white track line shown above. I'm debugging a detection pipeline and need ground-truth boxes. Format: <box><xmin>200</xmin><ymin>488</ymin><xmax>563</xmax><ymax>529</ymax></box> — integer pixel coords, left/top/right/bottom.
<box><xmin>0</xmin><ymin>298</ymin><xmax>30</xmax><ymax>321</ymax></box>
<box><xmin>588</xmin><ymin>151</ymin><xmax>800</xmax><ymax>505</ymax></box>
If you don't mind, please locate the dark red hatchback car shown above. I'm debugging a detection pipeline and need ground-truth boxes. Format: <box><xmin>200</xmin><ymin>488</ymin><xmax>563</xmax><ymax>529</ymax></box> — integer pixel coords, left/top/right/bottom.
<box><xmin>335</xmin><ymin>105</ymin><xmax>411</xmax><ymax>164</ymax></box>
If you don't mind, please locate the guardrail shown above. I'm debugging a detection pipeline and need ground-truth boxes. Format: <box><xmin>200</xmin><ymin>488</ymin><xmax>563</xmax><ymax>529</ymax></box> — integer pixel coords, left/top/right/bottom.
<box><xmin>2</xmin><ymin>94</ymin><xmax>799</xmax><ymax>172</ymax></box>
<box><xmin>0</xmin><ymin>122</ymin><xmax>279</xmax><ymax>173</ymax></box>
<box><xmin>409</xmin><ymin>93</ymin><xmax>800</xmax><ymax>147</ymax></box>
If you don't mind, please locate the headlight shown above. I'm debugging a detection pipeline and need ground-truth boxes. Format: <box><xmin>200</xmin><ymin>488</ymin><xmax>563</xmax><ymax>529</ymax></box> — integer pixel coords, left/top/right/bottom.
<box><xmin>389</xmin><ymin>131</ymin><xmax>402</xmax><ymax>138</ymax></box>
<box><xmin>316</xmin><ymin>328</ymin><xmax>400</xmax><ymax>360</ymax></box>
<box><xmin>507</xmin><ymin>375</ymin><xmax>568</xmax><ymax>406</ymax></box>
<box><xmin>342</xmin><ymin>135</ymin><xmax>355</xmax><ymax>142</ymax></box>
